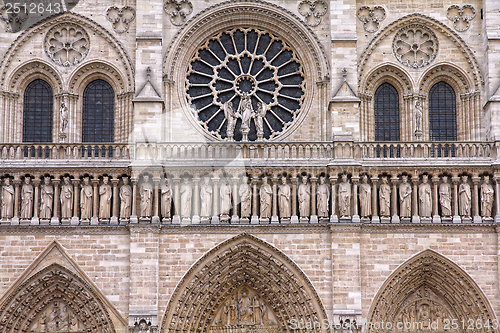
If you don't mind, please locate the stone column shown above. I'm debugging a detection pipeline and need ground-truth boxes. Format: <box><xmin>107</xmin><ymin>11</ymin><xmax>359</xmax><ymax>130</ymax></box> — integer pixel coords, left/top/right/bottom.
<box><xmin>495</xmin><ymin>176</ymin><xmax>500</xmax><ymax>223</ymax></box>
<box><xmin>472</xmin><ymin>176</ymin><xmax>481</xmax><ymax>223</ymax></box>
<box><xmin>411</xmin><ymin>176</ymin><xmax>420</xmax><ymax>223</ymax></box>
<box><xmin>310</xmin><ymin>177</ymin><xmax>318</xmax><ymax>223</ymax></box>
<box><xmin>251</xmin><ymin>176</ymin><xmax>259</xmax><ymax>224</ymax></box>
<box><xmin>31</xmin><ymin>178</ymin><xmax>40</xmax><ymax>225</ymax></box>
<box><xmin>432</xmin><ymin>176</ymin><xmax>440</xmax><ymax>223</ymax></box>
<box><xmin>371</xmin><ymin>177</ymin><xmax>379</xmax><ymax>223</ymax></box>
<box><xmin>172</xmin><ymin>178</ymin><xmax>180</xmax><ymax>224</ymax></box>
<box><xmin>271</xmin><ymin>177</ymin><xmax>279</xmax><ymax>223</ymax></box>
<box><xmin>71</xmin><ymin>178</ymin><xmax>80</xmax><ymax>225</ymax></box>
<box><xmin>212</xmin><ymin>177</ymin><xmax>220</xmax><ymax>224</ymax></box>
<box><xmin>152</xmin><ymin>177</ymin><xmax>160</xmax><ymax>223</ymax></box>
<box><xmin>391</xmin><ymin>177</ymin><xmax>400</xmax><ymax>223</ymax></box>
<box><xmin>192</xmin><ymin>178</ymin><xmax>200</xmax><ymax>224</ymax></box>
<box><xmin>111</xmin><ymin>178</ymin><xmax>119</xmax><ymax>224</ymax></box>
<box><xmin>231</xmin><ymin>177</ymin><xmax>239</xmax><ymax>223</ymax></box>
<box><xmin>130</xmin><ymin>177</ymin><xmax>139</xmax><ymax>223</ymax></box>
<box><xmin>11</xmin><ymin>178</ymin><xmax>20</xmax><ymax>225</ymax></box>
<box><xmin>50</xmin><ymin>179</ymin><xmax>60</xmax><ymax>225</ymax></box>
<box><xmin>352</xmin><ymin>176</ymin><xmax>360</xmax><ymax>222</ymax></box>
<box><xmin>451</xmin><ymin>176</ymin><xmax>461</xmax><ymax>223</ymax></box>
<box><xmin>91</xmin><ymin>179</ymin><xmax>99</xmax><ymax>225</ymax></box>
<box><xmin>291</xmin><ymin>176</ymin><xmax>299</xmax><ymax>223</ymax></box>
<box><xmin>329</xmin><ymin>176</ymin><xmax>338</xmax><ymax>222</ymax></box>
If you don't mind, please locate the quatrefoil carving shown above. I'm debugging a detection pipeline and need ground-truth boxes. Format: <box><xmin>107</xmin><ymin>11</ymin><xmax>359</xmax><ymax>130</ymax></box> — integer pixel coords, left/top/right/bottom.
<box><xmin>0</xmin><ymin>4</ymin><xmax>28</xmax><ymax>32</ymax></box>
<box><xmin>298</xmin><ymin>0</ymin><xmax>328</xmax><ymax>27</ymax></box>
<box><xmin>164</xmin><ymin>0</ymin><xmax>193</xmax><ymax>26</ymax></box>
<box><xmin>447</xmin><ymin>5</ymin><xmax>476</xmax><ymax>32</ymax></box>
<box><xmin>357</xmin><ymin>6</ymin><xmax>386</xmax><ymax>33</ymax></box>
<box><xmin>106</xmin><ymin>6</ymin><xmax>135</xmax><ymax>33</ymax></box>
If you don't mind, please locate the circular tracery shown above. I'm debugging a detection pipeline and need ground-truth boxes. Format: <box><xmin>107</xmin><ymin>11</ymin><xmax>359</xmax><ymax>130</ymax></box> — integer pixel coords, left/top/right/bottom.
<box><xmin>186</xmin><ymin>28</ymin><xmax>306</xmax><ymax>141</ymax></box>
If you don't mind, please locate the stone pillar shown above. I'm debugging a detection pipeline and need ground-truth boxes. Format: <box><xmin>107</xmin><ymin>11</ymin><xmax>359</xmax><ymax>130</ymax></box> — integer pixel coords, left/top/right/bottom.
<box><xmin>271</xmin><ymin>177</ymin><xmax>279</xmax><ymax>223</ymax></box>
<box><xmin>192</xmin><ymin>178</ymin><xmax>200</xmax><ymax>224</ymax></box>
<box><xmin>91</xmin><ymin>179</ymin><xmax>99</xmax><ymax>225</ymax></box>
<box><xmin>391</xmin><ymin>177</ymin><xmax>400</xmax><ymax>223</ymax></box>
<box><xmin>130</xmin><ymin>177</ymin><xmax>139</xmax><ymax>223</ymax></box>
<box><xmin>310</xmin><ymin>177</ymin><xmax>318</xmax><ymax>223</ymax></box>
<box><xmin>71</xmin><ymin>178</ymin><xmax>80</xmax><ymax>225</ymax></box>
<box><xmin>152</xmin><ymin>177</ymin><xmax>160</xmax><ymax>223</ymax></box>
<box><xmin>432</xmin><ymin>176</ymin><xmax>440</xmax><ymax>223</ymax></box>
<box><xmin>452</xmin><ymin>176</ymin><xmax>461</xmax><ymax>223</ymax></box>
<box><xmin>31</xmin><ymin>178</ymin><xmax>40</xmax><ymax>225</ymax></box>
<box><xmin>231</xmin><ymin>177</ymin><xmax>239</xmax><ymax>223</ymax></box>
<box><xmin>472</xmin><ymin>176</ymin><xmax>482</xmax><ymax>223</ymax></box>
<box><xmin>329</xmin><ymin>176</ymin><xmax>338</xmax><ymax>222</ymax></box>
<box><xmin>495</xmin><ymin>176</ymin><xmax>500</xmax><ymax>223</ymax></box>
<box><xmin>351</xmin><ymin>176</ymin><xmax>360</xmax><ymax>222</ymax></box>
<box><xmin>371</xmin><ymin>177</ymin><xmax>379</xmax><ymax>223</ymax></box>
<box><xmin>10</xmin><ymin>177</ymin><xmax>20</xmax><ymax>225</ymax></box>
<box><xmin>291</xmin><ymin>176</ymin><xmax>299</xmax><ymax>223</ymax></box>
<box><xmin>212</xmin><ymin>177</ymin><xmax>220</xmax><ymax>224</ymax></box>
<box><xmin>172</xmin><ymin>178</ymin><xmax>180</xmax><ymax>224</ymax></box>
<box><xmin>251</xmin><ymin>177</ymin><xmax>259</xmax><ymax>224</ymax></box>
<box><xmin>111</xmin><ymin>178</ymin><xmax>119</xmax><ymax>224</ymax></box>
<box><xmin>411</xmin><ymin>176</ymin><xmax>420</xmax><ymax>223</ymax></box>
<box><xmin>50</xmin><ymin>179</ymin><xmax>60</xmax><ymax>225</ymax></box>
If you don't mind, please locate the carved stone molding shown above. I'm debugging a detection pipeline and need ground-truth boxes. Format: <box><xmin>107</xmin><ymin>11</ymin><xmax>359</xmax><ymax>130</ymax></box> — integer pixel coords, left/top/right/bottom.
<box><xmin>357</xmin><ymin>6</ymin><xmax>386</xmax><ymax>33</ymax></box>
<box><xmin>447</xmin><ymin>5</ymin><xmax>476</xmax><ymax>32</ymax></box>
<box><xmin>298</xmin><ymin>0</ymin><xmax>328</xmax><ymax>27</ymax></box>
<box><xmin>393</xmin><ymin>24</ymin><xmax>438</xmax><ymax>69</ymax></box>
<box><xmin>44</xmin><ymin>23</ymin><xmax>90</xmax><ymax>67</ymax></box>
<box><xmin>106</xmin><ymin>6</ymin><xmax>136</xmax><ymax>33</ymax></box>
<box><xmin>164</xmin><ymin>0</ymin><xmax>193</xmax><ymax>26</ymax></box>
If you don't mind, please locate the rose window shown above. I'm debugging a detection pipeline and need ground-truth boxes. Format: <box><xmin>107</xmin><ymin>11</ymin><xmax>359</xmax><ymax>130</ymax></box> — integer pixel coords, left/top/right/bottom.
<box><xmin>393</xmin><ymin>25</ymin><xmax>437</xmax><ymax>68</ymax></box>
<box><xmin>186</xmin><ymin>28</ymin><xmax>306</xmax><ymax>141</ymax></box>
<box><xmin>44</xmin><ymin>24</ymin><xmax>90</xmax><ymax>67</ymax></box>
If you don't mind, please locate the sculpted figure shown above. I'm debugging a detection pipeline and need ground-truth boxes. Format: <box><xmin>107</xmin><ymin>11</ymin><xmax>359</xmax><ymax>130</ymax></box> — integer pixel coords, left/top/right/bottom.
<box><xmin>60</xmin><ymin>176</ymin><xmax>73</xmax><ymax>219</ymax></box>
<box><xmin>238</xmin><ymin>92</ymin><xmax>253</xmax><ymax>131</ymax></box>
<box><xmin>40</xmin><ymin>176</ymin><xmax>54</xmax><ymax>219</ymax></box>
<box><xmin>439</xmin><ymin>176</ymin><xmax>452</xmax><ymax>217</ymax></box>
<box><xmin>21</xmin><ymin>176</ymin><xmax>34</xmax><ymax>219</ymax></box>
<box><xmin>459</xmin><ymin>175</ymin><xmax>471</xmax><ymax>217</ymax></box>
<box><xmin>119</xmin><ymin>177</ymin><xmax>132</xmax><ymax>219</ymax></box>
<box><xmin>338</xmin><ymin>174</ymin><xmax>351</xmax><ymax>217</ymax></box>
<box><xmin>99</xmin><ymin>176</ymin><xmax>112</xmax><ymax>219</ymax></box>
<box><xmin>180</xmin><ymin>178</ymin><xmax>192</xmax><ymax>218</ymax></box>
<box><xmin>419</xmin><ymin>175</ymin><xmax>432</xmax><ymax>217</ymax></box>
<box><xmin>278</xmin><ymin>176</ymin><xmax>291</xmax><ymax>218</ymax></box>
<box><xmin>414</xmin><ymin>99</ymin><xmax>423</xmax><ymax>134</ymax></box>
<box><xmin>238</xmin><ymin>289</ymin><xmax>253</xmax><ymax>321</ymax></box>
<box><xmin>481</xmin><ymin>175</ymin><xmax>494</xmax><ymax>218</ymax></box>
<box><xmin>200</xmin><ymin>177</ymin><xmax>212</xmax><ymax>218</ymax></box>
<box><xmin>140</xmin><ymin>175</ymin><xmax>153</xmax><ymax>218</ymax></box>
<box><xmin>298</xmin><ymin>175</ymin><xmax>311</xmax><ymax>218</ymax></box>
<box><xmin>220</xmin><ymin>179</ymin><xmax>232</xmax><ymax>217</ymax></box>
<box><xmin>255</xmin><ymin>102</ymin><xmax>267</xmax><ymax>137</ymax></box>
<box><xmin>316</xmin><ymin>176</ymin><xmax>329</xmax><ymax>218</ymax></box>
<box><xmin>161</xmin><ymin>179</ymin><xmax>172</xmax><ymax>218</ymax></box>
<box><xmin>1</xmin><ymin>178</ymin><xmax>14</xmax><ymax>219</ymax></box>
<box><xmin>60</xmin><ymin>101</ymin><xmax>68</xmax><ymax>134</ymax></box>
<box><xmin>399</xmin><ymin>176</ymin><xmax>412</xmax><ymax>217</ymax></box>
<box><xmin>359</xmin><ymin>175</ymin><xmax>371</xmax><ymax>217</ymax></box>
<box><xmin>259</xmin><ymin>176</ymin><xmax>272</xmax><ymax>219</ymax></box>
<box><xmin>379</xmin><ymin>176</ymin><xmax>391</xmax><ymax>217</ymax></box>
<box><xmin>80</xmin><ymin>177</ymin><xmax>93</xmax><ymax>219</ymax></box>
<box><xmin>223</xmin><ymin>101</ymin><xmax>237</xmax><ymax>140</ymax></box>
<box><xmin>239</xmin><ymin>176</ymin><xmax>251</xmax><ymax>218</ymax></box>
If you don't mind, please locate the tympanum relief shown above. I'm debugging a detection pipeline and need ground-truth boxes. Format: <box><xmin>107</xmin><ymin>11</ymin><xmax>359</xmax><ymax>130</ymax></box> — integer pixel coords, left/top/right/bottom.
<box><xmin>29</xmin><ymin>300</ymin><xmax>86</xmax><ymax>332</ymax></box>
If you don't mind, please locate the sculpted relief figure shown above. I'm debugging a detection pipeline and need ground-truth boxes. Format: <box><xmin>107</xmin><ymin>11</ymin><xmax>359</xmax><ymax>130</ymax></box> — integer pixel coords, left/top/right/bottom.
<box><xmin>40</xmin><ymin>176</ymin><xmax>54</xmax><ymax>219</ymax></box>
<box><xmin>338</xmin><ymin>174</ymin><xmax>351</xmax><ymax>218</ymax></box>
<box><xmin>238</xmin><ymin>92</ymin><xmax>253</xmax><ymax>131</ymax></box>
<box><xmin>379</xmin><ymin>176</ymin><xmax>391</xmax><ymax>217</ymax></box>
<box><xmin>259</xmin><ymin>176</ymin><xmax>272</xmax><ymax>219</ymax></box>
<box><xmin>239</xmin><ymin>176</ymin><xmax>251</xmax><ymax>218</ymax></box>
<box><xmin>459</xmin><ymin>175</ymin><xmax>471</xmax><ymax>217</ymax></box>
<box><xmin>278</xmin><ymin>176</ymin><xmax>291</xmax><ymax>218</ymax></box>
<box><xmin>120</xmin><ymin>177</ymin><xmax>132</xmax><ymax>219</ymax></box>
<box><xmin>316</xmin><ymin>176</ymin><xmax>329</xmax><ymax>218</ymax></box>
<box><xmin>481</xmin><ymin>175</ymin><xmax>494</xmax><ymax>218</ymax></box>
<box><xmin>359</xmin><ymin>175</ymin><xmax>371</xmax><ymax>218</ymax></box>
<box><xmin>220</xmin><ymin>179</ymin><xmax>232</xmax><ymax>217</ymax></box>
<box><xmin>255</xmin><ymin>102</ymin><xmax>267</xmax><ymax>138</ymax></box>
<box><xmin>414</xmin><ymin>99</ymin><xmax>423</xmax><ymax>135</ymax></box>
<box><xmin>140</xmin><ymin>175</ymin><xmax>153</xmax><ymax>218</ymax></box>
<box><xmin>99</xmin><ymin>176</ymin><xmax>112</xmax><ymax>219</ymax></box>
<box><xmin>200</xmin><ymin>177</ymin><xmax>212</xmax><ymax>218</ymax></box>
<box><xmin>224</xmin><ymin>101</ymin><xmax>238</xmax><ymax>140</ymax></box>
<box><xmin>298</xmin><ymin>175</ymin><xmax>311</xmax><ymax>218</ymax></box>
<box><xmin>161</xmin><ymin>178</ymin><xmax>172</xmax><ymax>218</ymax></box>
<box><xmin>439</xmin><ymin>176</ymin><xmax>452</xmax><ymax>217</ymax></box>
<box><xmin>21</xmin><ymin>176</ymin><xmax>34</xmax><ymax>219</ymax></box>
<box><xmin>1</xmin><ymin>178</ymin><xmax>14</xmax><ymax>219</ymax></box>
<box><xmin>80</xmin><ymin>177</ymin><xmax>93</xmax><ymax>220</ymax></box>
<box><xmin>60</xmin><ymin>176</ymin><xmax>73</xmax><ymax>219</ymax></box>
<box><xmin>59</xmin><ymin>101</ymin><xmax>68</xmax><ymax>134</ymax></box>
<box><xmin>399</xmin><ymin>175</ymin><xmax>412</xmax><ymax>218</ymax></box>
<box><xmin>419</xmin><ymin>175</ymin><xmax>432</xmax><ymax>218</ymax></box>
<box><xmin>180</xmin><ymin>178</ymin><xmax>192</xmax><ymax>218</ymax></box>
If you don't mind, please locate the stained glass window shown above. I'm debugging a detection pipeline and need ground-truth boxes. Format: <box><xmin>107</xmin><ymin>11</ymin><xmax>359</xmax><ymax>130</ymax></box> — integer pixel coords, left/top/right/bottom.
<box><xmin>375</xmin><ymin>83</ymin><xmax>400</xmax><ymax>141</ymax></box>
<box><xmin>83</xmin><ymin>79</ymin><xmax>115</xmax><ymax>142</ymax></box>
<box><xmin>429</xmin><ymin>82</ymin><xmax>456</xmax><ymax>141</ymax></box>
<box><xmin>23</xmin><ymin>79</ymin><xmax>53</xmax><ymax>142</ymax></box>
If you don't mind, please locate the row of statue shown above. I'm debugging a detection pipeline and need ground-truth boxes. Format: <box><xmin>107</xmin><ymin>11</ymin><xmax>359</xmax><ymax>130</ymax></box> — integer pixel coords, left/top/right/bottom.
<box><xmin>0</xmin><ymin>173</ymin><xmax>495</xmax><ymax>223</ymax></box>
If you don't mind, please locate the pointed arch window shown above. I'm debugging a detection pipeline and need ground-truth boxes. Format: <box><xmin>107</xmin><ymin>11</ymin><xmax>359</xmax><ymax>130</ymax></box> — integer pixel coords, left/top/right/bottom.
<box><xmin>83</xmin><ymin>79</ymin><xmax>115</xmax><ymax>142</ymax></box>
<box><xmin>429</xmin><ymin>81</ymin><xmax>457</xmax><ymax>141</ymax></box>
<box><xmin>374</xmin><ymin>83</ymin><xmax>400</xmax><ymax>141</ymax></box>
<box><xmin>23</xmin><ymin>79</ymin><xmax>53</xmax><ymax>142</ymax></box>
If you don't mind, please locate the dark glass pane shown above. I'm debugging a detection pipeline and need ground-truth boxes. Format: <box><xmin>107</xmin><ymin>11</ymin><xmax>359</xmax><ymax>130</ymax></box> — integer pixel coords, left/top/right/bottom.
<box><xmin>23</xmin><ymin>79</ymin><xmax>53</xmax><ymax>142</ymax></box>
<box><xmin>375</xmin><ymin>83</ymin><xmax>400</xmax><ymax>141</ymax></box>
<box><xmin>429</xmin><ymin>82</ymin><xmax>456</xmax><ymax>141</ymax></box>
<box><xmin>83</xmin><ymin>79</ymin><xmax>114</xmax><ymax>142</ymax></box>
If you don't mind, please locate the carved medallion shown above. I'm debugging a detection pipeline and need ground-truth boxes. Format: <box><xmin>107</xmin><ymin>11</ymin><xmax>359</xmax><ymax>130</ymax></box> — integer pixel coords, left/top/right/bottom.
<box><xmin>44</xmin><ymin>24</ymin><xmax>90</xmax><ymax>67</ymax></box>
<box><xmin>357</xmin><ymin>6</ymin><xmax>386</xmax><ymax>33</ymax></box>
<box><xmin>106</xmin><ymin>6</ymin><xmax>136</xmax><ymax>33</ymax></box>
<box><xmin>297</xmin><ymin>0</ymin><xmax>328</xmax><ymax>27</ymax></box>
<box><xmin>164</xmin><ymin>0</ymin><xmax>193</xmax><ymax>26</ymax></box>
<box><xmin>393</xmin><ymin>25</ymin><xmax>437</xmax><ymax>68</ymax></box>
<box><xmin>447</xmin><ymin>5</ymin><xmax>476</xmax><ymax>32</ymax></box>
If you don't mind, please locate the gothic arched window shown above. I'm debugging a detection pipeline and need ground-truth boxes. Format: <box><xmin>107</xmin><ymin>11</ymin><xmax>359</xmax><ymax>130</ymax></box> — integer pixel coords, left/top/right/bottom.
<box><xmin>23</xmin><ymin>79</ymin><xmax>53</xmax><ymax>142</ymax></box>
<box><xmin>83</xmin><ymin>79</ymin><xmax>115</xmax><ymax>142</ymax></box>
<box><xmin>374</xmin><ymin>83</ymin><xmax>400</xmax><ymax>141</ymax></box>
<box><xmin>429</xmin><ymin>81</ymin><xmax>457</xmax><ymax>141</ymax></box>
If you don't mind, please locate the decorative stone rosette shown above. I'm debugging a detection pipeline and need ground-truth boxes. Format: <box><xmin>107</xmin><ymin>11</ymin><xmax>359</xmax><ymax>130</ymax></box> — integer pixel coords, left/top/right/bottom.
<box><xmin>357</xmin><ymin>5</ymin><xmax>386</xmax><ymax>33</ymax></box>
<box><xmin>44</xmin><ymin>23</ymin><xmax>90</xmax><ymax>67</ymax></box>
<box><xmin>393</xmin><ymin>24</ymin><xmax>437</xmax><ymax>69</ymax></box>
<box><xmin>447</xmin><ymin>5</ymin><xmax>476</xmax><ymax>32</ymax></box>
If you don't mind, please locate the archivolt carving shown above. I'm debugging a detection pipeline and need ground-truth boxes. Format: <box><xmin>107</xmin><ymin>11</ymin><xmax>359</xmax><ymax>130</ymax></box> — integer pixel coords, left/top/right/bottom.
<box><xmin>6</xmin><ymin>60</ymin><xmax>63</xmax><ymax>92</ymax></box>
<box><xmin>0</xmin><ymin>264</ymin><xmax>115</xmax><ymax>333</ymax></box>
<box><xmin>367</xmin><ymin>250</ymin><xmax>498</xmax><ymax>333</ymax></box>
<box><xmin>69</xmin><ymin>60</ymin><xmax>127</xmax><ymax>93</ymax></box>
<box><xmin>160</xmin><ymin>233</ymin><xmax>329</xmax><ymax>332</ymax></box>
<box><xmin>361</xmin><ymin>64</ymin><xmax>413</xmax><ymax>96</ymax></box>
<box><xmin>418</xmin><ymin>63</ymin><xmax>472</xmax><ymax>94</ymax></box>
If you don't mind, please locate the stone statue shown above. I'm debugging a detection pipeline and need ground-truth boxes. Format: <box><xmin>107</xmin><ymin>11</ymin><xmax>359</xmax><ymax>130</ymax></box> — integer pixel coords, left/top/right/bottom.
<box><xmin>459</xmin><ymin>175</ymin><xmax>471</xmax><ymax>217</ymax></box>
<box><xmin>200</xmin><ymin>177</ymin><xmax>212</xmax><ymax>218</ymax></box>
<box><xmin>119</xmin><ymin>177</ymin><xmax>132</xmax><ymax>219</ymax></box>
<box><xmin>278</xmin><ymin>176</ymin><xmax>291</xmax><ymax>218</ymax></box>
<box><xmin>239</xmin><ymin>176</ymin><xmax>251</xmax><ymax>218</ymax></box>
<box><xmin>338</xmin><ymin>174</ymin><xmax>351</xmax><ymax>217</ymax></box>
<box><xmin>379</xmin><ymin>176</ymin><xmax>391</xmax><ymax>217</ymax></box>
<box><xmin>238</xmin><ymin>289</ymin><xmax>253</xmax><ymax>322</ymax></box>
<box><xmin>414</xmin><ymin>99</ymin><xmax>422</xmax><ymax>135</ymax></box>
<box><xmin>439</xmin><ymin>176</ymin><xmax>452</xmax><ymax>217</ymax></box>
<box><xmin>220</xmin><ymin>179</ymin><xmax>232</xmax><ymax>217</ymax></box>
<box><xmin>259</xmin><ymin>176</ymin><xmax>272</xmax><ymax>219</ymax></box>
<box><xmin>180</xmin><ymin>178</ymin><xmax>192</xmax><ymax>218</ymax></box>
<box><xmin>298</xmin><ymin>175</ymin><xmax>311</xmax><ymax>218</ymax></box>
<box><xmin>161</xmin><ymin>178</ymin><xmax>172</xmax><ymax>218</ymax></box>
<box><xmin>80</xmin><ymin>177</ymin><xmax>93</xmax><ymax>220</ymax></box>
<box><xmin>20</xmin><ymin>176</ymin><xmax>33</xmax><ymax>219</ymax></box>
<box><xmin>419</xmin><ymin>175</ymin><xmax>432</xmax><ymax>218</ymax></box>
<box><xmin>481</xmin><ymin>175</ymin><xmax>494</xmax><ymax>218</ymax></box>
<box><xmin>59</xmin><ymin>101</ymin><xmax>68</xmax><ymax>134</ymax></box>
<box><xmin>255</xmin><ymin>102</ymin><xmax>267</xmax><ymax>138</ymax></box>
<box><xmin>223</xmin><ymin>101</ymin><xmax>237</xmax><ymax>140</ymax></box>
<box><xmin>238</xmin><ymin>92</ymin><xmax>253</xmax><ymax>131</ymax></box>
<box><xmin>60</xmin><ymin>176</ymin><xmax>73</xmax><ymax>219</ymax></box>
<box><xmin>316</xmin><ymin>176</ymin><xmax>329</xmax><ymax>218</ymax></box>
<box><xmin>1</xmin><ymin>178</ymin><xmax>14</xmax><ymax>219</ymax></box>
<box><xmin>99</xmin><ymin>176</ymin><xmax>112</xmax><ymax>219</ymax></box>
<box><xmin>359</xmin><ymin>175</ymin><xmax>371</xmax><ymax>217</ymax></box>
<box><xmin>40</xmin><ymin>176</ymin><xmax>53</xmax><ymax>219</ymax></box>
<box><xmin>140</xmin><ymin>175</ymin><xmax>153</xmax><ymax>218</ymax></box>
<box><xmin>399</xmin><ymin>175</ymin><xmax>412</xmax><ymax>218</ymax></box>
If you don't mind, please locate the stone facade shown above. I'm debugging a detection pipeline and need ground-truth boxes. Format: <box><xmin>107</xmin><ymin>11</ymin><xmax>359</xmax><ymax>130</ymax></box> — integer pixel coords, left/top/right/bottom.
<box><xmin>0</xmin><ymin>0</ymin><xmax>500</xmax><ymax>332</ymax></box>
